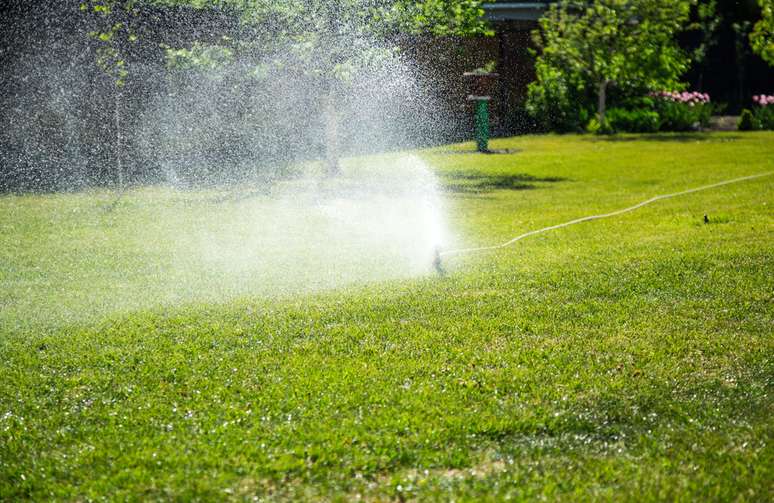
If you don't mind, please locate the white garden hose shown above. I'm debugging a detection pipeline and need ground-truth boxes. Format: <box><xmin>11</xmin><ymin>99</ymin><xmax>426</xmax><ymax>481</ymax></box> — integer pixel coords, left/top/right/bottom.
<box><xmin>439</xmin><ymin>171</ymin><xmax>773</xmax><ymax>258</ymax></box>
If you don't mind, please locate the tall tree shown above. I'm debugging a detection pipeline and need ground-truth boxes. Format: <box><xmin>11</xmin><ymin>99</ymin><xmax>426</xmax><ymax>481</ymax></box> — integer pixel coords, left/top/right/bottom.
<box><xmin>530</xmin><ymin>0</ymin><xmax>693</xmax><ymax>126</ymax></box>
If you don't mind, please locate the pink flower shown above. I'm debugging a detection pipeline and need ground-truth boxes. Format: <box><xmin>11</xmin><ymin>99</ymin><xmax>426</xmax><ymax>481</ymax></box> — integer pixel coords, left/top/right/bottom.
<box><xmin>652</xmin><ymin>89</ymin><xmax>710</xmax><ymax>105</ymax></box>
<box><xmin>753</xmin><ymin>94</ymin><xmax>774</xmax><ymax>107</ymax></box>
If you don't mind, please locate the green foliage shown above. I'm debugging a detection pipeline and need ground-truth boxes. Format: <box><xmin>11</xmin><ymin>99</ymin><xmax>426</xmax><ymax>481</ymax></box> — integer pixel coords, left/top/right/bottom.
<box><xmin>526</xmin><ymin>62</ymin><xmax>590</xmax><ymax>133</ymax></box>
<box><xmin>394</xmin><ymin>0</ymin><xmax>492</xmax><ymax>36</ymax></box>
<box><xmin>230</xmin><ymin>0</ymin><xmax>491</xmax><ymax>38</ymax></box>
<box><xmin>737</xmin><ymin>105</ymin><xmax>772</xmax><ymax>131</ymax></box>
<box><xmin>80</xmin><ymin>1</ymin><xmax>491</xmax><ymax>83</ymax></box>
<box><xmin>738</xmin><ymin>109</ymin><xmax>757</xmax><ymax>130</ymax></box>
<box><xmin>655</xmin><ymin>100</ymin><xmax>712</xmax><ymax>131</ymax></box>
<box><xmin>163</xmin><ymin>41</ymin><xmax>235</xmax><ymax>70</ymax></box>
<box><xmin>469</xmin><ymin>60</ymin><xmax>497</xmax><ymax>75</ymax></box>
<box><xmin>2</xmin><ymin>133</ymin><xmax>773</xmax><ymax>499</ymax></box>
<box><xmin>585</xmin><ymin>117</ymin><xmax>601</xmax><ymax>134</ymax></box>
<box><xmin>585</xmin><ymin>116</ymin><xmax>614</xmax><ymax>134</ymax></box>
<box><xmin>530</xmin><ymin>0</ymin><xmax>693</xmax><ymax>126</ymax></box>
<box><xmin>80</xmin><ymin>1</ymin><xmax>142</xmax><ymax>87</ymax></box>
<box><xmin>754</xmin><ymin>104</ymin><xmax>774</xmax><ymax>129</ymax></box>
<box><xmin>236</xmin><ymin>1</ymin><xmax>491</xmax><ymax>79</ymax></box>
<box><xmin>686</xmin><ymin>0</ymin><xmax>722</xmax><ymax>65</ymax></box>
<box><xmin>606</xmin><ymin>107</ymin><xmax>660</xmax><ymax>132</ymax></box>
<box><xmin>750</xmin><ymin>0</ymin><xmax>774</xmax><ymax>65</ymax></box>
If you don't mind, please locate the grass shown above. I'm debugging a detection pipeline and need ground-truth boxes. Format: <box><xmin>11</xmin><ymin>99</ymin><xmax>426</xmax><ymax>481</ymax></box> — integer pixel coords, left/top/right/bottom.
<box><xmin>1</xmin><ymin>132</ymin><xmax>773</xmax><ymax>500</ymax></box>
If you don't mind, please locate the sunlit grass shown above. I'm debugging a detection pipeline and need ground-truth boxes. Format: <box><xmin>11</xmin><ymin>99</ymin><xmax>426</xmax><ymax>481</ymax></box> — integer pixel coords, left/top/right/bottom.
<box><xmin>1</xmin><ymin>131</ymin><xmax>773</xmax><ymax>500</ymax></box>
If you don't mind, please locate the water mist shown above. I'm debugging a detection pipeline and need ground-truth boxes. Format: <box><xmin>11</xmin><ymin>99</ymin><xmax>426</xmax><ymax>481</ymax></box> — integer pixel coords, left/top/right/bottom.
<box><xmin>0</xmin><ymin>2</ymin><xmax>456</xmax><ymax>327</ymax></box>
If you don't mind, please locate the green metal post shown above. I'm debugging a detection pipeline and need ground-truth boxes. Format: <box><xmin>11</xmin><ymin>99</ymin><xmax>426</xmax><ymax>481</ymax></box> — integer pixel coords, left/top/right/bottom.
<box><xmin>474</xmin><ymin>98</ymin><xmax>490</xmax><ymax>152</ymax></box>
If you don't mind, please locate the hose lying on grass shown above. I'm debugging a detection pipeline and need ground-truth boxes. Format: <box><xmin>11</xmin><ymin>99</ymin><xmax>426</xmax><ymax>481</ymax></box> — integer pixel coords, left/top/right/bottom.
<box><xmin>439</xmin><ymin>171</ymin><xmax>773</xmax><ymax>259</ymax></box>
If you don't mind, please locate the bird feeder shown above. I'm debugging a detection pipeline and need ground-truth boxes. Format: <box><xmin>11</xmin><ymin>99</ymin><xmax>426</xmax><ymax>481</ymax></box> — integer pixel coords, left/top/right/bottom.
<box><xmin>463</xmin><ymin>71</ymin><xmax>499</xmax><ymax>153</ymax></box>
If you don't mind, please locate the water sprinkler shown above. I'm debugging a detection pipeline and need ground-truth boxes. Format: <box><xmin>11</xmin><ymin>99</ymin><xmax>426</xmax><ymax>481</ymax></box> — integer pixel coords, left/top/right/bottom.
<box><xmin>433</xmin><ymin>247</ymin><xmax>445</xmax><ymax>276</ymax></box>
<box><xmin>463</xmin><ymin>71</ymin><xmax>499</xmax><ymax>153</ymax></box>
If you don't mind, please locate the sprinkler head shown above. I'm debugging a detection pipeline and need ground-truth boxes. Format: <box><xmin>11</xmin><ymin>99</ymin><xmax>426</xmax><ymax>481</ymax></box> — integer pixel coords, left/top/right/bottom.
<box><xmin>433</xmin><ymin>247</ymin><xmax>445</xmax><ymax>276</ymax></box>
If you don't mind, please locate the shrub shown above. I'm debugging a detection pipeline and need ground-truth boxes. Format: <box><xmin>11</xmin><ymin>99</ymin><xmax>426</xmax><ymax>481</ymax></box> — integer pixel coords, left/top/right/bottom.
<box><xmin>738</xmin><ymin>109</ymin><xmax>757</xmax><ymax>131</ymax></box>
<box><xmin>606</xmin><ymin>107</ymin><xmax>660</xmax><ymax>133</ymax></box>
<box><xmin>757</xmin><ymin>107</ymin><xmax>774</xmax><ymax>129</ymax></box>
<box><xmin>657</xmin><ymin>101</ymin><xmax>699</xmax><ymax>131</ymax></box>
<box><xmin>526</xmin><ymin>62</ymin><xmax>590</xmax><ymax>133</ymax></box>
<box><xmin>751</xmin><ymin>95</ymin><xmax>774</xmax><ymax>130</ymax></box>
<box><xmin>585</xmin><ymin>117</ymin><xmax>601</xmax><ymax>134</ymax></box>
<box><xmin>651</xmin><ymin>90</ymin><xmax>713</xmax><ymax>131</ymax></box>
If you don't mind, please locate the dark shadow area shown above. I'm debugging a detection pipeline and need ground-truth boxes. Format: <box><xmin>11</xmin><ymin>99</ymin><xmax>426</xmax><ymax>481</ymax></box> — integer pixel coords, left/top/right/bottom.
<box><xmin>440</xmin><ymin>171</ymin><xmax>566</xmax><ymax>194</ymax></box>
<box><xmin>584</xmin><ymin>133</ymin><xmax>742</xmax><ymax>143</ymax></box>
<box><xmin>437</xmin><ymin>147</ymin><xmax>523</xmax><ymax>155</ymax></box>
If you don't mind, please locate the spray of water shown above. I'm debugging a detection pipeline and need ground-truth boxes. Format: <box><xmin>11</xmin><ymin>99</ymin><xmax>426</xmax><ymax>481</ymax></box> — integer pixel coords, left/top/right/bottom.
<box><xmin>1</xmin><ymin>2</ymin><xmax>458</xmax><ymax>327</ymax></box>
<box><xmin>168</xmin><ymin>153</ymin><xmax>449</xmax><ymax>290</ymax></box>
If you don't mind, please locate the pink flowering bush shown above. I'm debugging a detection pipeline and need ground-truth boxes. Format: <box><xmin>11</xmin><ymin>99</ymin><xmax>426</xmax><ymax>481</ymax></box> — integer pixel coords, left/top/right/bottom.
<box><xmin>651</xmin><ymin>90</ymin><xmax>711</xmax><ymax>106</ymax></box>
<box><xmin>650</xmin><ymin>90</ymin><xmax>713</xmax><ymax>131</ymax></box>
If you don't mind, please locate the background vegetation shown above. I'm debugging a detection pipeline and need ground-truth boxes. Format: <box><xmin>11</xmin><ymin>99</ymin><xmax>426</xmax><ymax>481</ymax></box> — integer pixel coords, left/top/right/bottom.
<box><xmin>1</xmin><ymin>0</ymin><xmax>490</xmax><ymax>192</ymax></box>
<box><xmin>526</xmin><ymin>0</ymin><xmax>774</xmax><ymax>134</ymax></box>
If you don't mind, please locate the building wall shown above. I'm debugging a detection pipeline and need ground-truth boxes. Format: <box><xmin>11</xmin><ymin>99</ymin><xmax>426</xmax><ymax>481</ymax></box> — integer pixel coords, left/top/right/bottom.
<box><xmin>401</xmin><ymin>19</ymin><xmax>539</xmax><ymax>139</ymax></box>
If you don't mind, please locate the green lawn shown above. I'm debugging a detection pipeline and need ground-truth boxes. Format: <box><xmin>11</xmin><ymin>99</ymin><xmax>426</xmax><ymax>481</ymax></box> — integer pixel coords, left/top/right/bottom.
<box><xmin>1</xmin><ymin>132</ymin><xmax>773</xmax><ymax>500</ymax></box>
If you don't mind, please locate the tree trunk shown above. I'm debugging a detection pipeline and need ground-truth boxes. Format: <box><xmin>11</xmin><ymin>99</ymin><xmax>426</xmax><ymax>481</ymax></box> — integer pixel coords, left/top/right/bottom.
<box><xmin>597</xmin><ymin>80</ymin><xmax>608</xmax><ymax>125</ymax></box>
<box><xmin>115</xmin><ymin>90</ymin><xmax>123</xmax><ymax>188</ymax></box>
<box><xmin>324</xmin><ymin>90</ymin><xmax>340</xmax><ymax>177</ymax></box>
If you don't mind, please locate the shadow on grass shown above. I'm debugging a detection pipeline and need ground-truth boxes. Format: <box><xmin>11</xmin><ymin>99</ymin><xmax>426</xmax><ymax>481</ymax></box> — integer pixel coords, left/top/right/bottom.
<box><xmin>585</xmin><ymin>132</ymin><xmax>742</xmax><ymax>143</ymax></box>
<box><xmin>437</xmin><ymin>148</ymin><xmax>524</xmax><ymax>155</ymax></box>
<box><xmin>440</xmin><ymin>172</ymin><xmax>566</xmax><ymax>194</ymax></box>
